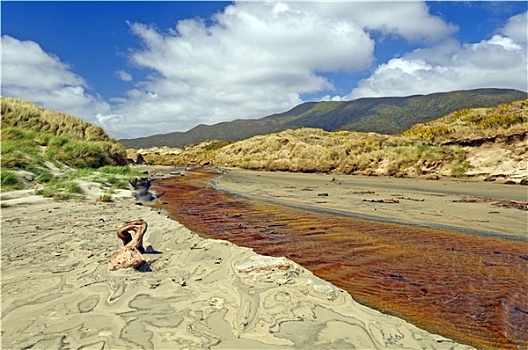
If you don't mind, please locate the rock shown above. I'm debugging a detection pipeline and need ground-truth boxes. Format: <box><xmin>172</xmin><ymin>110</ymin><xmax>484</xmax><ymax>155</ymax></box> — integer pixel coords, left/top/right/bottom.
<box><xmin>129</xmin><ymin>177</ymin><xmax>157</xmax><ymax>201</ymax></box>
<box><xmin>520</xmin><ymin>178</ymin><xmax>528</xmax><ymax>186</ymax></box>
<box><xmin>23</xmin><ymin>173</ymin><xmax>35</xmax><ymax>182</ymax></box>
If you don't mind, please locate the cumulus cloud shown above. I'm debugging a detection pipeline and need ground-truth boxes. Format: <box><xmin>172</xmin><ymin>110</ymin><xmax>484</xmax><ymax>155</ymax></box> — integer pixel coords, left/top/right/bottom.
<box><xmin>296</xmin><ymin>1</ymin><xmax>456</xmax><ymax>42</ymax></box>
<box><xmin>349</xmin><ymin>11</ymin><xmax>528</xmax><ymax>99</ymax></box>
<box><xmin>500</xmin><ymin>11</ymin><xmax>527</xmax><ymax>44</ymax></box>
<box><xmin>99</xmin><ymin>1</ymin><xmax>462</xmax><ymax>137</ymax></box>
<box><xmin>1</xmin><ymin>35</ymin><xmax>110</xmax><ymax>123</ymax></box>
<box><xmin>100</xmin><ymin>2</ymin><xmax>376</xmax><ymax>137</ymax></box>
<box><xmin>3</xmin><ymin>3</ymin><xmax>525</xmax><ymax>140</ymax></box>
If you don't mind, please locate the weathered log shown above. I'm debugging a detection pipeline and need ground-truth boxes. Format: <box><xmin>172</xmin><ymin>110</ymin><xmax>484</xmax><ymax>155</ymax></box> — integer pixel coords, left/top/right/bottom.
<box><xmin>110</xmin><ymin>218</ymin><xmax>151</xmax><ymax>271</ymax></box>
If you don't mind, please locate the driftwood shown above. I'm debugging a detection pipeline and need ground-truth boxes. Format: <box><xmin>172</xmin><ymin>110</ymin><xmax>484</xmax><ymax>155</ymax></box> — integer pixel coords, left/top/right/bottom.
<box><xmin>363</xmin><ymin>198</ymin><xmax>400</xmax><ymax>204</ymax></box>
<box><xmin>109</xmin><ymin>219</ymin><xmax>153</xmax><ymax>271</ymax></box>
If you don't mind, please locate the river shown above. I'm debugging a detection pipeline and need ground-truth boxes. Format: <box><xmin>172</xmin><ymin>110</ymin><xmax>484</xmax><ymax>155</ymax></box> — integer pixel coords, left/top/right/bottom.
<box><xmin>150</xmin><ymin>168</ymin><xmax>528</xmax><ymax>349</ymax></box>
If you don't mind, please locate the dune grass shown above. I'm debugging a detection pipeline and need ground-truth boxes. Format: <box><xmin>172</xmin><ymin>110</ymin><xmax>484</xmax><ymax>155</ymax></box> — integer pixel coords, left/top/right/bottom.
<box><xmin>209</xmin><ymin>99</ymin><xmax>528</xmax><ymax>177</ymax></box>
<box><xmin>1</xmin><ymin>96</ymin><xmax>112</xmax><ymax>142</ymax></box>
<box><xmin>403</xmin><ymin>99</ymin><xmax>528</xmax><ymax>142</ymax></box>
<box><xmin>1</xmin><ymin>97</ymin><xmax>141</xmax><ymax>198</ymax></box>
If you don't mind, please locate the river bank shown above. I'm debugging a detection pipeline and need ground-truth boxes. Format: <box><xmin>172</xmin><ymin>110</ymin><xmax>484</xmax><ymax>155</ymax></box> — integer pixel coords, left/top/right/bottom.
<box><xmin>216</xmin><ymin>168</ymin><xmax>528</xmax><ymax>239</ymax></box>
<box><xmin>1</xmin><ymin>171</ymin><xmax>474</xmax><ymax>349</ymax></box>
<box><xmin>149</xmin><ymin>167</ymin><xmax>527</xmax><ymax>349</ymax></box>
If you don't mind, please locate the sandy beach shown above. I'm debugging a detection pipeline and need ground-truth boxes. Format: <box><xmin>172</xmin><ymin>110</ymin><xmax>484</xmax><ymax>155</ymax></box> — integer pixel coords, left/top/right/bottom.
<box><xmin>216</xmin><ymin>168</ymin><xmax>528</xmax><ymax>240</ymax></box>
<box><xmin>0</xmin><ymin>169</ymin><xmax>477</xmax><ymax>349</ymax></box>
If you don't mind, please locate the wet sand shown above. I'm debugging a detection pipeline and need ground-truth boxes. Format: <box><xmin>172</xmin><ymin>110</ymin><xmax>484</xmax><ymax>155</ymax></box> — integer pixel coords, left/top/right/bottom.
<box><xmin>216</xmin><ymin>168</ymin><xmax>527</xmax><ymax>239</ymax></box>
<box><xmin>1</xmin><ymin>171</ymin><xmax>475</xmax><ymax>349</ymax></box>
<box><xmin>150</xmin><ymin>168</ymin><xmax>527</xmax><ymax>349</ymax></box>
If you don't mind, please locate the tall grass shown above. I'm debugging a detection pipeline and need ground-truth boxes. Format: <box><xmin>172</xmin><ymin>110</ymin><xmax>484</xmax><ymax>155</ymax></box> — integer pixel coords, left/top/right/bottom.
<box><xmin>1</xmin><ymin>170</ymin><xmax>23</xmax><ymax>190</ymax></box>
<box><xmin>1</xmin><ymin>96</ymin><xmax>112</xmax><ymax>142</ymax></box>
<box><xmin>209</xmin><ymin>99</ymin><xmax>527</xmax><ymax>176</ymax></box>
<box><xmin>1</xmin><ymin>97</ymin><xmax>133</xmax><ymax>195</ymax></box>
<box><xmin>403</xmin><ymin>99</ymin><xmax>528</xmax><ymax>142</ymax></box>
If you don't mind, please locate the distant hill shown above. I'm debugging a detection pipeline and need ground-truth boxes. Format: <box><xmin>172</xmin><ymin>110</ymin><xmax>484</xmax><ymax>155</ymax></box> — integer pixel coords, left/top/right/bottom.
<box><xmin>120</xmin><ymin>88</ymin><xmax>528</xmax><ymax>149</ymax></box>
<box><xmin>138</xmin><ymin>99</ymin><xmax>528</xmax><ymax>180</ymax></box>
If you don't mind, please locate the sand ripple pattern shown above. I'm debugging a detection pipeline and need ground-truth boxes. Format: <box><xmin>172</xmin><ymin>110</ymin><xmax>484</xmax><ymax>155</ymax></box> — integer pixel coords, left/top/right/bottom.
<box><xmin>1</xmin><ymin>196</ymin><xmax>471</xmax><ymax>349</ymax></box>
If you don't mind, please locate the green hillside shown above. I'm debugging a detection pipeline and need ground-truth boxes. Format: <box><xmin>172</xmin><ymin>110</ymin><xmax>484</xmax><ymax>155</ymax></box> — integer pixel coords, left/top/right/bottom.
<box><xmin>120</xmin><ymin>88</ymin><xmax>527</xmax><ymax>149</ymax></box>
<box><xmin>140</xmin><ymin>99</ymin><xmax>528</xmax><ymax>180</ymax></box>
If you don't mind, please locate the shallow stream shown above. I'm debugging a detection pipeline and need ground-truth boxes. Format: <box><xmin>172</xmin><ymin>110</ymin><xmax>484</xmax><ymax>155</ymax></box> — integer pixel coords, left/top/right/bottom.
<box><xmin>151</xmin><ymin>169</ymin><xmax>527</xmax><ymax>349</ymax></box>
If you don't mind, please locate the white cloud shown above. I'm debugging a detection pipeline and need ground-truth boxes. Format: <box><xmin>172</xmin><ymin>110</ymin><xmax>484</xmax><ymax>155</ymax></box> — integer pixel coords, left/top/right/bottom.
<box><xmin>101</xmin><ymin>2</ymin><xmax>376</xmax><ymax>138</ymax></box>
<box><xmin>349</xmin><ymin>12</ymin><xmax>528</xmax><ymax>99</ymax></box>
<box><xmin>101</xmin><ymin>1</ymin><xmax>461</xmax><ymax>138</ymax></box>
<box><xmin>115</xmin><ymin>70</ymin><xmax>133</xmax><ymax>82</ymax></box>
<box><xmin>295</xmin><ymin>2</ymin><xmax>456</xmax><ymax>42</ymax></box>
<box><xmin>4</xmin><ymin>3</ymin><xmax>524</xmax><ymax>140</ymax></box>
<box><xmin>500</xmin><ymin>11</ymin><xmax>527</xmax><ymax>44</ymax></box>
<box><xmin>1</xmin><ymin>35</ymin><xmax>110</xmax><ymax>124</ymax></box>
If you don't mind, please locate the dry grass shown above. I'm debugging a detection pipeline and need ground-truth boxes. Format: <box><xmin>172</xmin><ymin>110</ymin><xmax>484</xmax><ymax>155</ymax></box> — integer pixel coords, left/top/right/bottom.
<box><xmin>212</xmin><ymin>99</ymin><xmax>528</xmax><ymax>177</ymax></box>
<box><xmin>402</xmin><ymin>99</ymin><xmax>528</xmax><ymax>143</ymax></box>
<box><xmin>1</xmin><ymin>97</ymin><xmax>112</xmax><ymax>142</ymax></box>
<box><xmin>134</xmin><ymin>99</ymin><xmax>528</xmax><ymax>179</ymax></box>
<box><xmin>137</xmin><ymin>140</ymin><xmax>230</xmax><ymax>167</ymax></box>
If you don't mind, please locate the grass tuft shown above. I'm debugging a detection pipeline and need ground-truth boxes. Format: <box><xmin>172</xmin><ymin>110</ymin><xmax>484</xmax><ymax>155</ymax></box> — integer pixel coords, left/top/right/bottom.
<box><xmin>1</xmin><ymin>170</ymin><xmax>23</xmax><ymax>190</ymax></box>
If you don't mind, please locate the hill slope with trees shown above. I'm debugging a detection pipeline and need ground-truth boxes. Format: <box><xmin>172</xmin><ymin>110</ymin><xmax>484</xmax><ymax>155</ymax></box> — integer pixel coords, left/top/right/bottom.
<box><xmin>120</xmin><ymin>88</ymin><xmax>527</xmax><ymax>149</ymax></box>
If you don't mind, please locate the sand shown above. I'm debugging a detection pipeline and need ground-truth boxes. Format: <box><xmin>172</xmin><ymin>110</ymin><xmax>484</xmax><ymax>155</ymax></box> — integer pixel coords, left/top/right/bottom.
<box><xmin>1</xmin><ymin>170</ymin><xmax>481</xmax><ymax>349</ymax></box>
<box><xmin>216</xmin><ymin>169</ymin><xmax>528</xmax><ymax>240</ymax></box>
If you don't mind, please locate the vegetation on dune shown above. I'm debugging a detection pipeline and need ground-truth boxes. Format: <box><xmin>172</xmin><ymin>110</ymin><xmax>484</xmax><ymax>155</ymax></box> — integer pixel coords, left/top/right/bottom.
<box><xmin>1</xmin><ymin>170</ymin><xmax>23</xmax><ymax>190</ymax></box>
<box><xmin>136</xmin><ymin>140</ymin><xmax>231</xmax><ymax>166</ymax></box>
<box><xmin>403</xmin><ymin>99</ymin><xmax>528</xmax><ymax>143</ymax></box>
<box><xmin>2</xmin><ymin>97</ymin><xmax>112</xmax><ymax>142</ymax></box>
<box><xmin>29</xmin><ymin>166</ymin><xmax>143</xmax><ymax>201</ymax></box>
<box><xmin>1</xmin><ymin>97</ymin><xmax>141</xmax><ymax>200</ymax></box>
<box><xmin>214</xmin><ymin>100</ymin><xmax>527</xmax><ymax>177</ymax></box>
<box><xmin>121</xmin><ymin>88</ymin><xmax>527</xmax><ymax>149</ymax></box>
<box><xmin>212</xmin><ymin>128</ymin><xmax>464</xmax><ymax>176</ymax></box>
<box><xmin>140</xmin><ymin>99</ymin><xmax>528</xmax><ymax>179</ymax></box>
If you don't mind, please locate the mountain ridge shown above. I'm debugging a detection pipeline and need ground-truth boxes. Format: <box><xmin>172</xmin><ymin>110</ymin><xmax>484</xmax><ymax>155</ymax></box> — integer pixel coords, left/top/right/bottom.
<box><xmin>120</xmin><ymin>88</ymin><xmax>528</xmax><ymax>149</ymax></box>
<box><xmin>134</xmin><ymin>98</ymin><xmax>528</xmax><ymax>180</ymax></box>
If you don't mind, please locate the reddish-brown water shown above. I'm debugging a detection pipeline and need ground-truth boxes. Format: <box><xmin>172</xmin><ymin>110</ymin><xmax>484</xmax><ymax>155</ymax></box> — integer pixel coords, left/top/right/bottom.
<box><xmin>151</xmin><ymin>170</ymin><xmax>528</xmax><ymax>349</ymax></box>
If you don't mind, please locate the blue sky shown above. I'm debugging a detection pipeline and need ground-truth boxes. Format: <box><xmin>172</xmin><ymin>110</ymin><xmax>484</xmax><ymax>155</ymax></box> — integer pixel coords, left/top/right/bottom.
<box><xmin>2</xmin><ymin>1</ymin><xmax>527</xmax><ymax>139</ymax></box>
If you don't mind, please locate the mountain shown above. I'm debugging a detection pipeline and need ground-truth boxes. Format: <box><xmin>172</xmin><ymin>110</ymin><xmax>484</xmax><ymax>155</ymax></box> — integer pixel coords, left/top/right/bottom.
<box><xmin>138</xmin><ymin>98</ymin><xmax>528</xmax><ymax>180</ymax></box>
<box><xmin>120</xmin><ymin>88</ymin><xmax>528</xmax><ymax>149</ymax></box>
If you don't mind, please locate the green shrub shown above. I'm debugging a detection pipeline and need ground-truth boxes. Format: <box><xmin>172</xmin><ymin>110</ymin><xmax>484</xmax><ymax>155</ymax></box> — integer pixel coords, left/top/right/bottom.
<box><xmin>36</xmin><ymin>179</ymin><xmax>84</xmax><ymax>200</ymax></box>
<box><xmin>37</xmin><ymin>170</ymin><xmax>54</xmax><ymax>183</ymax></box>
<box><xmin>98</xmin><ymin>165</ymin><xmax>141</xmax><ymax>176</ymax></box>
<box><xmin>62</xmin><ymin>181</ymin><xmax>84</xmax><ymax>194</ymax></box>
